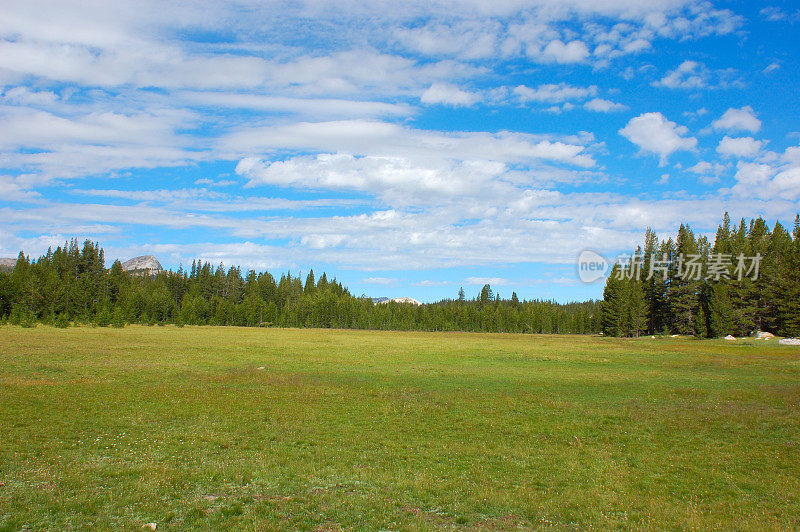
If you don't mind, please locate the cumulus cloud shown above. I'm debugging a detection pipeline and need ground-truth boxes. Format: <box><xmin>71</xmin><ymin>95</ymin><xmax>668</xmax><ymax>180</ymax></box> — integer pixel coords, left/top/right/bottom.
<box><xmin>420</xmin><ymin>83</ymin><xmax>479</xmax><ymax>106</ymax></box>
<box><xmin>712</xmin><ymin>107</ymin><xmax>761</xmax><ymax>133</ymax></box>
<box><xmin>236</xmin><ymin>153</ymin><xmax>510</xmax><ymax>205</ymax></box>
<box><xmin>688</xmin><ymin>161</ymin><xmax>721</xmax><ymax>174</ymax></box>
<box><xmin>654</xmin><ymin>60</ymin><xmax>707</xmax><ymax>89</ymax></box>
<box><xmin>729</xmin><ymin>142</ymin><xmax>800</xmax><ymax>200</ymax></box>
<box><xmin>583</xmin><ymin>98</ymin><xmax>628</xmax><ymax>112</ymax></box>
<box><xmin>732</xmin><ymin>162</ymin><xmax>800</xmax><ymax>200</ymax></box>
<box><xmin>716</xmin><ymin>136</ymin><xmax>763</xmax><ymax>158</ymax></box>
<box><xmin>619</xmin><ymin>112</ymin><xmax>697</xmax><ymax>164</ymax></box>
<box><xmin>538</xmin><ymin>40</ymin><xmax>590</xmax><ymax>63</ymax></box>
<box><xmin>654</xmin><ymin>60</ymin><xmax>743</xmax><ymax>90</ymax></box>
<box><xmin>687</xmin><ymin>161</ymin><xmax>726</xmax><ymax>184</ymax></box>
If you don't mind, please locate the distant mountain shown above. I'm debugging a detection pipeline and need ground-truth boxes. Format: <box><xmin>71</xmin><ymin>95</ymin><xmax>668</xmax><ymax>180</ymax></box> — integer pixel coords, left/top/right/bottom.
<box><xmin>122</xmin><ymin>255</ymin><xmax>164</xmax><ymax>276</ymax></box>
<box><xmin>0</xmin><ymin>257</ymin><xmax>17</xmax><ymax>271</ymax></box>
<box><xmin>376</xmin><ymin>296</ymin><xmax>422</xmax><ymax>306</ymax></box>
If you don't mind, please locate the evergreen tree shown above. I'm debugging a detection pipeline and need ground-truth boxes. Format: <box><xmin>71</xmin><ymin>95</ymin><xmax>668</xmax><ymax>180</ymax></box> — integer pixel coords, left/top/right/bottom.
<box><xmin>601</xmin><ymin>264</ymin><xmax>624</xmax><ymax>336</ymax></box>
<box><xmin>304</xmin><ymin>269</ymin><xmax>316</xmax><ymax>294</ymax></box>
<box><xmin>669</xmin><ymin>225</ymin><xmax>700</xmax><ymax>335</ymax></box>
<box><xmin>776</xmin><ymin>216</ymin><xmax>800</xmax><ymax>335</ymax></box>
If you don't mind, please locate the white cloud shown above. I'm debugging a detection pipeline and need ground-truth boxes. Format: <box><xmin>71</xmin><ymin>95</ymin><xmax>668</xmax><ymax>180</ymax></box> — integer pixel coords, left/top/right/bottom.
<box><xmin>513</xmin><ymin>84</ymin><xmax>597</xmax><ymax>104</ymax></box>
<box><xmin>0</xmin><ymin>0</ymin><xmax>746</xmax><ymax>97</ymax></box>
<box><xmin>222</xmin><ymin>120</ymin><xmax>596</xmax><ymax>168</ymax></box>
<box><xmin>654</xmin><ymin>60</ymin><xmax>742</xmax><ymax>90</ymax></box>
<box><xmin>362</xmin><ymin>277</ymin><xmax>399</xmax><ymax>285</ymax></box>
<box><xmin>179</xmin><ymin>91</ymin><xmax>414</xmax><ymax>118</ymax></box>
<box><xmin>712</xmin><ymin>106</ymin><xmax>761</xmax><ymax>133</ymax></box>
<box><xmin>5</xmin><ymin>183</ymin><xmax>799</xmax><ymax>272</ymax></box>
<box><xmin>583</xmin><ymin>98</ymin><xmax>628</xmax><ymax>112</ymax></box>
<box><xmin>760</xmin><ymin>6</ymin><xmax>786</xmax><ymax>21</ymax></box>
<box><xmin>782</xmin><ymin>145</ymin><xmax>800</xmax><ymax>165</ymax></box>
<box><xmin>687</xmin><ymin>161</ymin><xmax>724</xmax><ymax>175</ymax></box>
<box><xmin>619</xmin><ymin>112</ymin><xmax>697</xmax><ymax>163</ymax></box>
<box><xmin>538</xmin><ymin>40</ymin><xmax>590</xmax><ymax>63</ymax></box>
<box><xmin>420</xmin><ymin>83</ymin><xmax>479</xmax><ymax>106</ymax></box>
<box><xmin>393</xmin><ymin>21</ymin><xmax>500</xmax><ymax>59</ymax></box>
<box><xmin>732</xmin><ymin>164</ymin><xmax>798</xmax><ymax>200</ymax></box>
<box><xmin>716</xmin><ymin>136</ymin><xmax>763</xmax><ymax>158</ymax></box>
<box><xmin>654</xmin><ymin>60</ymin><xmax>707</xmax><ymax>89</ymax></box>
<box><xmin>769</xmin><ymin>167</ymin><xmax>800</xmax><ymax>196</ymax></box>
<box><xmin>411</xmin><ymin>279</ymin><xmax>450</xmax><ymax>287</ymax></box>
<box><xmin>0</xmin><ymin>106</ymin><xmax>200</xmax><ymax>181</ymax></box>
<box><xmin>0</xmin><ymin>38</ymin><xmax>480</xmax><ymax>97</ymax></box>
<box><xmin>465</xmin><ymin>277</ymin><xmax>509</xmax><ymax>286</ymax></box>
<box><xmin>1</xmin><ymin>86</ymin><xmax>59</xmax><ymax>106</ymax></box>
<box><xmin>0</xmin><ymin>175</ymin><xmax>41</xmax><ymax>202</ymax></box>
<box><xmin>687</xmin><ymin>161</ymin><xmax>726</xmax><ymax>184</ymax></box>
<box><xmin>730</xmin><ymin>143</ymin><xmax>800</xmax><ymax>200</ymax></box>
<box><xmin>236</xmin><ymin>153</ymin><xmax>510</xmax><ymax>205</ymax></box>
<box><xmin>0</xmin><ymin>108</ymin><xmax>189</xmax><ymax>150</ymax></box>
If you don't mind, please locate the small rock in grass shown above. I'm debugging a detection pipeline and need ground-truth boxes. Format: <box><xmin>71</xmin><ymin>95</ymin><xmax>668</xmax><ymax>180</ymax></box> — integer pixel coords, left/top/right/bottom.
<box><xmin>256</xmin><ymin>366</ymin><xmax>265</xmax><ymax>370</ymax></box>
<box><xmin>142</xmin><ymin>524</ymin><xmax>157</xmax><ymax>531</ymax></box>
<box><xmin>724</xmin><ymin>335</ymin><xmax>736</xmax><ymax>340</ymax></box>
<box><xmin>779</xmin><ymin>338</ymin><xmax>800</xmax><ymax>346</ymax></box>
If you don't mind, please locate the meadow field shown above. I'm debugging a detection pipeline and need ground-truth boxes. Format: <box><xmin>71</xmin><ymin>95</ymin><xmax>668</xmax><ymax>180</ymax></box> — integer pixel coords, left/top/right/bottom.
<box><xmin>1</xmin><ymin>325</ymin><xmax>799</xmax><ymax>530</ymax></box>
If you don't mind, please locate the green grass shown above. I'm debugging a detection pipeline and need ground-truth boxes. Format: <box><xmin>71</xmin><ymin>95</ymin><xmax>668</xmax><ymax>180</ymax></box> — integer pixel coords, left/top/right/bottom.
<box><xmin>1</xmin><ymin>325</ymin><xmax>799</xmax><ymax>530</ymax></box>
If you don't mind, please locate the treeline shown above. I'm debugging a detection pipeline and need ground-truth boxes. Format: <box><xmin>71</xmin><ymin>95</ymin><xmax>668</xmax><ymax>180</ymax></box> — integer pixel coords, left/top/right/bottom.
<box><xmin>0</xmin><ymin>239</ymin><xmax>600</xmax><ymax>334</ymax></box>
<box><xmin>601</xmin><ymin>213</ymin><xmax>800</xmax><ymax>338</ymax></box>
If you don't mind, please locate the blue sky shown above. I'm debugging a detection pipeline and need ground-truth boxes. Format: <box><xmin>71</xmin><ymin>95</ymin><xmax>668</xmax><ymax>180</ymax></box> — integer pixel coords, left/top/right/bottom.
<box><xmin>1</xmin><ymin>0</ymin><xmax>798</xmax><ymax>303</ymax></box>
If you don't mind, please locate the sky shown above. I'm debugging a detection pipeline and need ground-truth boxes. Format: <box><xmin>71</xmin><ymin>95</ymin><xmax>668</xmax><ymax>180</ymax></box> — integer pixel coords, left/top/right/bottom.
<box><xmin>1</xmin><ymin>0</ymin><xmax>799</xmax><ymax>303</ymax></box>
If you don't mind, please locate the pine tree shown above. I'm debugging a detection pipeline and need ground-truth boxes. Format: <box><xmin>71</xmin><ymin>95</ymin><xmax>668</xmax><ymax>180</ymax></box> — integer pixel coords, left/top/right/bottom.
<box><xmin>601</xmin><ymin>264</ymin><xmax>624</xmax><ymax>336</ymax></box>
<box><xmin>625</xmin><ymin>274</ymin><xmax>648</xmax><ymax>337</ymax></box>
<box><xmin>479</xmin><ymin>284</ymin><xmax>493</xmax><ymax>306</ymax></box>
<box><xmin>304</xmin><ymin>269</ymin><xmax>316</xmax><ymax>294</ymax></box>
<box><xmin>762</xmin><ymin>222</ymin><xmax>791</xmax><ymax>333</ymax></box>
<box><xmin>669</xmin><ymin>225</ymin><xmax>700</xmax><ymax>335</ymax></box>
<box><xmin>776</xmin><ymin>215</ymin><xmax>800</xmax><ymax>335</ymax></box>
<box><xmin>642</xmin><ymin>228</ymin><xmax>662</xmax><ymax>334</ymax></box>
<box><xmin>708</xmin><ymin>282</ymin><xmax>734</xmax><ymax>337</ymax></box>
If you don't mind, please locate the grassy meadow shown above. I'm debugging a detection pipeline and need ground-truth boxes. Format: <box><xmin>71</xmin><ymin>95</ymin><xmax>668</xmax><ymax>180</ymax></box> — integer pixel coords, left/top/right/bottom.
<box><xmin>1</xmin><ymin>325</ymin><xmax>799</xmax><ymax>530</ymax></box>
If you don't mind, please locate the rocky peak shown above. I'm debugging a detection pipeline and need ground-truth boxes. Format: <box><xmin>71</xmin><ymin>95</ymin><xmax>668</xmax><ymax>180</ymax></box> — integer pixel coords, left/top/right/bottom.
<box><xmin>376</xmin><ymin>296</ymin><xmax>422</xmax><ymax>306</ymax></box>
<box><xmin>122</xmin><ymin>255</ymin><xmax>164</xmax><ymax>276</ymax></box>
